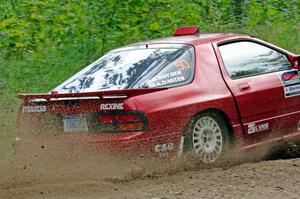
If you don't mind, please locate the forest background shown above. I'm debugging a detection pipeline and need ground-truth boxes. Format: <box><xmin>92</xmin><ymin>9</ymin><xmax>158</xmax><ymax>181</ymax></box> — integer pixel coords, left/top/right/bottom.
<box><xmin>1</xmin><ymin>0</ymin><xmax>300</xmax><ymax>157</ymax></box>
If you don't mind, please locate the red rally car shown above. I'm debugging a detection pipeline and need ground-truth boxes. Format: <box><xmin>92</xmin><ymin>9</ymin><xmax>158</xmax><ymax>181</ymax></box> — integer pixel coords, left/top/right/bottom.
<box><xmin>15</xmin><ymin>26</ymin><xmax>300</xmax><ymax>163</ymax></box>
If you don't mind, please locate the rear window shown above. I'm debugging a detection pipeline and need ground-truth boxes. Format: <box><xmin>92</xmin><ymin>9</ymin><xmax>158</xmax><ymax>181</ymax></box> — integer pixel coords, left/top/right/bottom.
<box><xmin>54</xmin><ymin>44</ymin><xmax>195</xmax><ymax>93</ymax></box>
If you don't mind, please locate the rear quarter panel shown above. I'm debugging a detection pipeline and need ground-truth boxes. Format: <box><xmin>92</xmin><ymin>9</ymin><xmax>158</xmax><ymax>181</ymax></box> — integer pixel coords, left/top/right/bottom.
<box><xmin>130</xmin><ymin>43</ymin><xmax>242</xmax><ymax>146</ymax></box>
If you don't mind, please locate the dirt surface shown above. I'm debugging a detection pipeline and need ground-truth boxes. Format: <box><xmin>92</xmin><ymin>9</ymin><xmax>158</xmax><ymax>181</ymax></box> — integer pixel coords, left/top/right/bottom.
<box><xmin>0</xmin><ymin>146</ymin><xmax>299</xmax><ymax>199</ymax></box>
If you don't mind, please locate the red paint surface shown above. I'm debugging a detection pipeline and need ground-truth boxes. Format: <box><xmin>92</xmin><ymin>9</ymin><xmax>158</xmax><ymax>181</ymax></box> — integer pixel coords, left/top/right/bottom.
<box><xmin>16</xmin><ymin>29</ymin><xmax>300</xmax><ymax>157</ymax></box>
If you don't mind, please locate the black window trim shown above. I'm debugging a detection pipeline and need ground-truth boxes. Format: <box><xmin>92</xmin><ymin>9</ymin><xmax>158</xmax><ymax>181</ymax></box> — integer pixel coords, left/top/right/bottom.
<box><xmin>217</xmin><ymin>38</ymin><xmax>293</xmax><ymax>80</ymax></box>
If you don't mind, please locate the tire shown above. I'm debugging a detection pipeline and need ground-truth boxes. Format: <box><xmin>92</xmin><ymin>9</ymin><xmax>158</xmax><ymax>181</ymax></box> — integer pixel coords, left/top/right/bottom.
<box><xmin>183</xmin><ymin>111</ymin><xmax>231</xmax><ymax>163</ymax></box>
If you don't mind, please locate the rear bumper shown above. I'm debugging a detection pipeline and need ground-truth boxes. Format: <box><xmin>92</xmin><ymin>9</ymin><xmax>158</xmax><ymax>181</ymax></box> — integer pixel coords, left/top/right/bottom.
<box><xmin>13</xmin><ymin>131</ymin><xmax>153</xmax><ymax>156</ymax></box>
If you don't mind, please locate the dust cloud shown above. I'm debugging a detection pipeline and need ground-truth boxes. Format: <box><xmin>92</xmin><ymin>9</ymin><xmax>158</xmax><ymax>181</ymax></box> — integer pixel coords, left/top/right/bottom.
<box><xmin>0</xmin><ymin>104</ymin><xmax>300</xmax><ymax>198</ymax></box>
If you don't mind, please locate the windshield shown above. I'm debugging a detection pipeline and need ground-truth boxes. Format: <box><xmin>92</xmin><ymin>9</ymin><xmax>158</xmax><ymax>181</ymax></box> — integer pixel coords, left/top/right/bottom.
<box><xmin>54</xmin><ymin>44</ymin><xmax>195</xmax><ymax>93</ymax></box>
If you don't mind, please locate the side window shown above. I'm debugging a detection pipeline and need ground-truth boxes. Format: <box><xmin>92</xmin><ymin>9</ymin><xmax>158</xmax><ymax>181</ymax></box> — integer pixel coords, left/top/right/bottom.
<box><xmin>219</xmin><ymin>41</ymin><xmax>292</xmax><ymax>78</ymax></box>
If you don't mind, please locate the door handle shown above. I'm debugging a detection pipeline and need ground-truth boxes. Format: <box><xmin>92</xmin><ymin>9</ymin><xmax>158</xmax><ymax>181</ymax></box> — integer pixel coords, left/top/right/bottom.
<box><xmin>238</xmin><ymin>83</ymin><xmax>250</xmax><ymax>91</ymax></box>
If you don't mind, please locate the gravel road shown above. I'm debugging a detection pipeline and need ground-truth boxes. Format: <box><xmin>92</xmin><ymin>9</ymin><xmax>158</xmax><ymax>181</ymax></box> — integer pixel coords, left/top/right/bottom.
<box><xmin>0</xmin><ymin>146</ymin><xmax>299</xmax><ymax>199</ymax></box>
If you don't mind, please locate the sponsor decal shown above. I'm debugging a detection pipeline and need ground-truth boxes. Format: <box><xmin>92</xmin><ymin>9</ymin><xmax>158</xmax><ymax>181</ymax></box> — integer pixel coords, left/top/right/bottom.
<box><xmin>285</xmin><ymin>84</ymin><xmax>300</xmax><ymax>97</ymax></box>
<box><xmin>148</xmin><ymin>71</ymin><xmax>185</xmax><ymax>87</ymax></box>
<box><xmin>279</xmin><ymin>70</ymin><xmax>300</xmax><ymax>98</ymax></box>
<box><xmin>155</xmin><ymin>143</ymin><xmax>174</xmax><ymax>158</ymax></box>
<box><xmin>100</xmin><ymin>103</ymin><xmax>124</xmax><ymax>110</ymax></box>
<box><xmin>174</xmin><ymin>60</ymin><xmax>190</xmax><ymax>71</ymax></box>
<box><xmin>298</xmin><ymin>121</ymin><xmax>300</xmax><ymax>131</ymax></box>
<box><xmin>22</xmin><ymin>105</ymin><xmax>47</xmax><ymax>113</ymax></box>
<box><xmin>248</xmin><ymin>122</ymin><xmax>269</xmax><ymax>134</ymax></box>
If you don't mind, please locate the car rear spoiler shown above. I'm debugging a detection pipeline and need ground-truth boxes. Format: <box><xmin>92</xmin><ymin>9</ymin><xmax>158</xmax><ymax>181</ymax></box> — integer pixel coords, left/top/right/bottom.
<box><xmin>18</xmin><ymin>88</ymin><xmax>168</xmax><ymax>102</ymax></box>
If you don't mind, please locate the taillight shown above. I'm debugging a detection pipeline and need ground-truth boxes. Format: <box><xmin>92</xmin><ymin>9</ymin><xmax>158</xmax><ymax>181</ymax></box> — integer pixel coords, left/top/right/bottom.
<box><xmin>99</xmin><ymin>115</ymin><xmax>115</xmax><ymax>123</ymax></box>
<box><xmin>98</xmin><ymin>111</ymin><xmax>148</xmax><ymax>133</ymax></box>
<box><xmin>99</xmin><ymin>114</ymin><xmax>140</xmax><ymax>123</ymax></box>
<box><xmin>118</xmin><ymin>122</ymin><xmax>144</xmax><ymax>131</ymax></box>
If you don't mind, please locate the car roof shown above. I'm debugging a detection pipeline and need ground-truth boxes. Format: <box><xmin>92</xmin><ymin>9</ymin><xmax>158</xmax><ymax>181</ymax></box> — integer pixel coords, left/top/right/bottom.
<box><xmin>127</xmin><ymin>32</ymin><xmax>251</xmax><ymax>47</ymax></box>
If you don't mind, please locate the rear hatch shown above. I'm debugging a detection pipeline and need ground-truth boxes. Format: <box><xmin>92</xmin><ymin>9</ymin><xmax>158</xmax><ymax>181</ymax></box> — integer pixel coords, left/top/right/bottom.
<box><xmin>17</xmin><ymin>43</ymin><xmax>195</xmax><ymax>141</ymax></box>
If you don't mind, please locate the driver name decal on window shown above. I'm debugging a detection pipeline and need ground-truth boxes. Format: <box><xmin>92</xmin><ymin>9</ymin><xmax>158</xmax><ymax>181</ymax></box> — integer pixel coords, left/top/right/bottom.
<box><xmin>147</xmin><ymin>71</ymin><xmax>185</xmax><ymax>87</ymax></box>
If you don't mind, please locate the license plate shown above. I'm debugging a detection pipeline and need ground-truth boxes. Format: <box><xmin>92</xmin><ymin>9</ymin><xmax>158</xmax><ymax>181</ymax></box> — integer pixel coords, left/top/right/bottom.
<box><xmin>63</xmin><ymin>115</ymin><xmax>88</xmax><ymax>132</ymax></box>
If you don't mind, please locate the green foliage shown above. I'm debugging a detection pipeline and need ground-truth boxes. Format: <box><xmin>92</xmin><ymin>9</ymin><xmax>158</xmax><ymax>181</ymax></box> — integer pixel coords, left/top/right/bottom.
<box><xmin>1</xmin><ymin>0</ymin><xmax>300</xmax><ymax>158</ymax></box>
